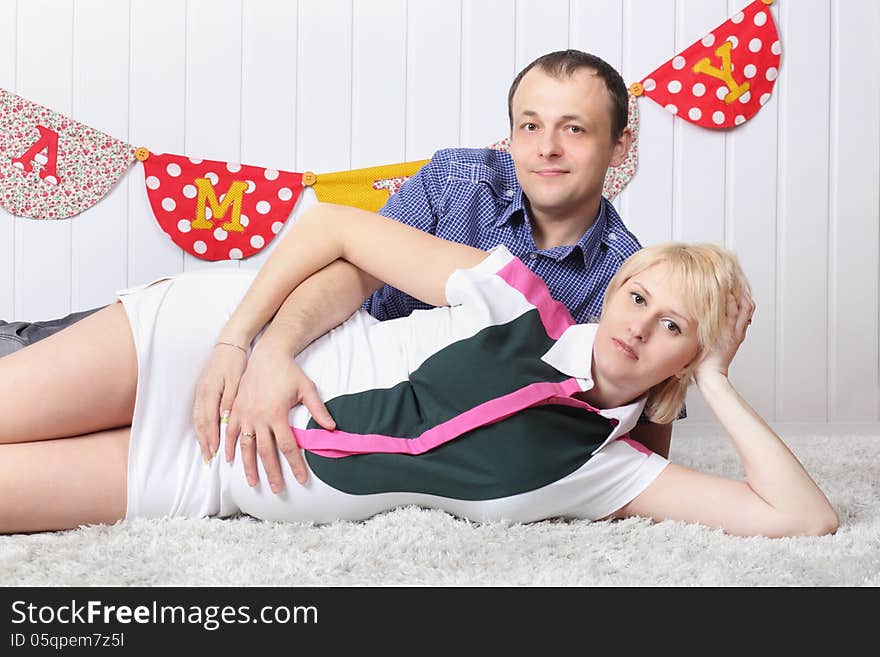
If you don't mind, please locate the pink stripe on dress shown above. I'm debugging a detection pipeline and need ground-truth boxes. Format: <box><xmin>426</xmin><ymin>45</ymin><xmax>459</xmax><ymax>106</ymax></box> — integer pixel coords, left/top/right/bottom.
<box><xmin>532</xmin><ymin>394</ymin><xmax>599</xmax><ymax>413</ymax></box>
<box><xmin>618</xmin><ymin>436</ymin><xmax>652</xmax><ymax>455</ymax></box>
<box><xmin>496</xmin><ymin>258</ymin><xmax>575</xmax><ymax>339</ymax></box>
<box><xmin>293</xmin><ymin>377</ymin><xmax>584</xmax><ymax>458</ymax></box>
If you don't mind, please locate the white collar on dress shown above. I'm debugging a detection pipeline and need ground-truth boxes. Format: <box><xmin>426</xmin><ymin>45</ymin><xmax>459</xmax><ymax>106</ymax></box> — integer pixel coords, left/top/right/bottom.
<box><xmin>541</xmin><ymin>322</ymin><xmax>648</xmax><ymax>453</ymax></box>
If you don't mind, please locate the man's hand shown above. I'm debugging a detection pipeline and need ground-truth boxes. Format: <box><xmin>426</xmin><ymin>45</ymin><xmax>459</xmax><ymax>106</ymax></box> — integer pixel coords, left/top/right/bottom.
<box><xmin>225</xmin><ymin>340</ymin><xmax>335</xmax><ymax>492</ymax></box>
<box><xmin>192</xmin><ymin>343</ymin><xmax>248</xmax><ymax>463</ymax></box>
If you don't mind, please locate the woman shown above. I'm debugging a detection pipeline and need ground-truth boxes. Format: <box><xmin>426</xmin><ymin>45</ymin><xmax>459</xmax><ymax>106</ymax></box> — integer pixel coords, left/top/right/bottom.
<box><xmin>0</xmin><ymin>203</ymin><xmax>837</xmax><ymax>537</ymax></box>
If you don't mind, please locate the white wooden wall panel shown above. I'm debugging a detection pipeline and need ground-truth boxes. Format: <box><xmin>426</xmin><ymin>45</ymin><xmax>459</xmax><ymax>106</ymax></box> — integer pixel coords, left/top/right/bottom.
<box><xmin>241</xmin><ymin>0</ymin><xmax>297</xmax><ymax>173</ymax></box>
<box><xmin>570</xmin><ymin>0</ymin><xmax>624</xmax><ymax>216</ymax></box>
<box><xmin>776</xmin><ymin>0</ymin><xmax>830</xmax><ymax>421</ymax></box>
<box><xmin>351</xmin><ymin>0</ymin><xmax>407</xmax><ymax>166</ymax></box>
<box><xmin>71</xmin><ymin>0</ymin><xmax>130</xmax><ymax>311</ymax></box>
<box><xmin>673</xmin><ymin>0</ymin><xmax>726</xmax><ymax>246</ymax></box>
<box><xmin>184</xmin><ymin>0</ymin><xmax>243</xmax><ymax>272</ymax></box>
<box><xmin>128</xmin><ymin>1</ymin><xmax>188</xmax><ymax>159</ymax></box>
<box><xmin>669</xmin><ymin>0</ymin><xmax>729</xmax><ymax>422</ymax></box>
<box><xmin>620</xmin><ymin>0</ymin><xmax>675</xmax><ymax>248</ymax></box>
<box><xmin>297</xmin><ymin>0</ymin><xmax>351</xmax><ymax>171</ymax></box>
<box><xmin>239</xmin><ymin>0</ymin><xmax>298</xmax><ymax>273</ymax></box>
<box><xmin>128</xmin><ymin>0</ymin><xmax>186</xmax><ymax>288</ymax></box>
<box><xmin>828</xmin><ymin>0</ymin><xmax>880</xmax><ymax>420</ymax></box>
<box><xmin>406</xmin><ymin>0</ymin><xmax>460</xmax><ymax>159</ymax></box>
<box><xmin>0</xmin><ymin>0</ymin><xmax>16</xmax><ymax>317</ymax></box>
<box><xmin>723</xmin><ymin>0</ymin><xmax>780</xmax><ymax>420</ymax></box>
<box><xmin>0</xmin><ymin>0</ymin><xmax>876</xmax><ymax>426</ymax></box>
<box><xmin>569</xmin><ymin>1</ymin><xmax>623</xmax><ymax>73</ymax></box>
<box><xmin>15</xmin><ymin>0</ymin><xmax>74</xmax><ymax>321</ymax></box>
<box><xmin>515</xmin><ymin>0</ymin><xmax>569</xmax><ymax>72</ymax></box>
<box><xmin>460</xmin><ymin>0</ymin><xmax>514</xmax><ymax>148</ymax></box>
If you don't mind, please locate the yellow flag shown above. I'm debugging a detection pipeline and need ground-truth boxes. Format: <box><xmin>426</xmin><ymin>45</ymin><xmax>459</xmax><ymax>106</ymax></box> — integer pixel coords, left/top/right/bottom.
<box><xmin>307</xmin><ymin>160</ymin><xmax>430</xmax><ymax>213</ymax></box>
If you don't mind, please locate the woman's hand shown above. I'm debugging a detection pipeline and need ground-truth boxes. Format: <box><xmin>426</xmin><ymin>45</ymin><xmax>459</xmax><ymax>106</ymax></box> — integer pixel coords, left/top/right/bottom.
<box><xmin>694</xmin><ymin>290</ymin><xmax>755</xmax><ymax>385</ymax></box>
<box><xmin>224</xmin><ymin>341</ymin><xmax>335</xmax><ymax>492</ymax></box>
<box><xmin>192</xmin><ymin>343</ymin><xmax>248</xmax><ymax>463</ymax></box>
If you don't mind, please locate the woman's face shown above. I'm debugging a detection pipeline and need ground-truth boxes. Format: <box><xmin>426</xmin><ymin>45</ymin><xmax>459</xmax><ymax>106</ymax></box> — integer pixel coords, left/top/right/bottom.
<box><xmin>593</xmin><ymin>262</ymin><xmax>701</xmax><ymax>394</ymax></box>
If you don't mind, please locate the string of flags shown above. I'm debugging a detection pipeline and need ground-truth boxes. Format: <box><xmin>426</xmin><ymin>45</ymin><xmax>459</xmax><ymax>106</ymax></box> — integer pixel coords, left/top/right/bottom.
<box><xmin>0</xmin><ymin>0</ymin><xmax>780</xmax><ymax>261</ymax></box>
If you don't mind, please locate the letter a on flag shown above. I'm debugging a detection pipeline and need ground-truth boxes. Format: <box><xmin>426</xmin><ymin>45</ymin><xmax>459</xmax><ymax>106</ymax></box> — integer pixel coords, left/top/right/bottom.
<box><xmin>0</xmin><ymin>88</ymin><xmax>135</xmax><ymax>218</ymax></box>
<box><xmin>630</xmin><ymin>0</ymin><xmax>781</xmax><ymax>129</ymax></box>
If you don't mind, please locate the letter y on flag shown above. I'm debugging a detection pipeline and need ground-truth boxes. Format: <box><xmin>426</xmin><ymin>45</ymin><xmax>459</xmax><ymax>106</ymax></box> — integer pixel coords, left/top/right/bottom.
<box><xmin>630</xmin><ymin>0</ymin><xmax>781</xmax><ymax>129</ymax></box>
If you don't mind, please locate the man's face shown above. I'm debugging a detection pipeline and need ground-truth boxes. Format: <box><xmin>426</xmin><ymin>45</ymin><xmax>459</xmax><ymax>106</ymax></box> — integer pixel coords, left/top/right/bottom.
<box><xmin>508</xmin><ymin>67</ymin><xmax>629</xmax><ymax>221</ymax></box>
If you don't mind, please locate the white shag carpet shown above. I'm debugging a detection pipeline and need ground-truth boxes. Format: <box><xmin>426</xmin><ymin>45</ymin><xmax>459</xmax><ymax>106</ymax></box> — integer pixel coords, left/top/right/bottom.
<box><xmin>2</xmin><ymin>431</ymin><xmax>878</xmax><ymax>587</ymax></box>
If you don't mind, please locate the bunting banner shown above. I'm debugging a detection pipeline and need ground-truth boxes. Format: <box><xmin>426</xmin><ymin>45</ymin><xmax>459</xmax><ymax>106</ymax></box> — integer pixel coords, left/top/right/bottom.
<box><xmin>140</xmin><ymin>150</ymin><xmax>303</xmax><ymax>261</ymax></box>
<box><xmin>0</xmin><ymin>88</ymin><xmax>135</xmax><ymax>219</ymax></box>
<box><xmin>306</xmin><ymin>159</ymin><xmax>430</xmax><ymax>213</ymax></box>
<box><xmin>604</xmin><ymin>92</ymin><xmax>640</xmax><ymax>200</ymax></box>
<box><xmin>0</xmin><ymin>0</ymin><xmax>780</xmax><ymax>260</ymax></box>
<box><xmin>629</xmin><ymin>0</ymin><xmax>781</xmax><ymax>128</ymax></box>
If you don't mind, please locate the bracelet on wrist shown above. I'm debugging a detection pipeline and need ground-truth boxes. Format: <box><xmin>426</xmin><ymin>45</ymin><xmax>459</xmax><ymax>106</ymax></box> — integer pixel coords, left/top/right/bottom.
<box><xmin>215</xmin><ymin>340</ymin><xmax>248</xmax><ymax>355</ymax></box>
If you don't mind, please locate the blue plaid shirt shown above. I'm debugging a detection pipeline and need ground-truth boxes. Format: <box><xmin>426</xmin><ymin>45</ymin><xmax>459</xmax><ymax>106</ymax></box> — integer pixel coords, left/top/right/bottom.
<box><xmin>364</xmin><ymin>147</ymin><xmax>642</xmax><ymax>323</ymax></box>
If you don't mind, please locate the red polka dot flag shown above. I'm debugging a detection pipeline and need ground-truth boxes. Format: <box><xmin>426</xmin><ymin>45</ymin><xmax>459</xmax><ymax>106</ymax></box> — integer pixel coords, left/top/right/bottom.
<box><xmin>633</xmin><ymin>0</ymin><xmax>781</xmax><ymax>129</ymax></box>
<box><xmin>142</xmin><ymin>152</ymin><xmax>303</xmax><ymax>261</ymax></box>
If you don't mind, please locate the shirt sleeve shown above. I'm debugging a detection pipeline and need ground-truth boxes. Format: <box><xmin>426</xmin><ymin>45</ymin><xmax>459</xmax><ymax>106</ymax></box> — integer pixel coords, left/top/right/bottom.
<box><xmin>363</xmin><ymin>150</ymin><xmax>451</xmax><ymax>320</ymax></box>
<box><xmin>376</xmin><ymin>152</ymin><xmax>447</xmax><ymax>230</ymax></box>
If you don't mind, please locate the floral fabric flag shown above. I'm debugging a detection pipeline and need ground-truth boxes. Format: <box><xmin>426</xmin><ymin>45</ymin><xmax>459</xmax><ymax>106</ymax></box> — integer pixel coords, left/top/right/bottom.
<box><xmin>603</xmin><ymin>92</ymin><xmax>639</xmax><ymax>200</ymax></box>
<box><xmin>141</xmin><ymin>151</ymin><xmax>303</xmax><ymax>261</ymax></box>
<box><xmin>630</xmin><ymin>0</ymin><xmax>781</xmax><ymax>129</ymax></box>
<box><xmin>0</xmin><ymin>88</ymin><xmax>135</xmax><ymax>219</ymax></box>
<box><xmin>307</xmin><ymin>160</ymin><xmax>430</xmax><ymax>213</ymax></box>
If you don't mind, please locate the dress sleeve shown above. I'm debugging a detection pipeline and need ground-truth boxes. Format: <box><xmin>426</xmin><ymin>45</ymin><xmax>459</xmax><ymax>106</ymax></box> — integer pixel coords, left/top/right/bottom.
<box><xmin>444</xmin><ymin>245</ymin><xmax>517</xmax><ymax>307</ymax></box>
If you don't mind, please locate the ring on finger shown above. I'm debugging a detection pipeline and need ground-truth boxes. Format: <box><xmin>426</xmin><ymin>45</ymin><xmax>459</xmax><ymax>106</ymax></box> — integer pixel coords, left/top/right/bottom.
<box><xmin>241</xmin><ymin>431</ymin><xmax>256</xmax><ymax>438</ymax></box>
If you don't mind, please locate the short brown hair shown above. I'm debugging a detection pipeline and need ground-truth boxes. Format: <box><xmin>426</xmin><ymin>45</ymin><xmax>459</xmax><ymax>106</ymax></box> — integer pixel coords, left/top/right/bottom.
<box><xmin>507</xmin><ymin>50</ymin><xmax>629</xmax><ymax>141</ymax></box>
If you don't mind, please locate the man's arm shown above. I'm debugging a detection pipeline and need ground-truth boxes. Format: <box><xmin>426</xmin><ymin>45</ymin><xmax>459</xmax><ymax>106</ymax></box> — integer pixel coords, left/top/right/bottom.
<box><xmin>629</xmin><ymin>421</ymin><xmax>672</xmax><ymax>459</ymax></box>
<box><xmin>196</xmin><ymin>203</ymin><xmax>487</xmax><ymax>490</ymax></box>
<box><xmin>258</xmin><ymin>259</ymin><xmax>383</xmax><ymax>357</ymax></box>
<box><xmin>218</xmin><ymin>203</ymin><xmax>485</xmax><ymax>348</ymax></box>
<box><xmin>197</xmin><ymin>151</ymin><xmax>445</xmax><ymax>483</ymax></box>
<box><xmin>212</xmin><ymin>260</ymin><xmax>383</xmax><ymax>489</ymax></box>
<box><xmin>364</xmin><ymin>151</ymin><xmax>446</xmax><ymax>319</ymax></box>
<box><xmin>193</xmin><ymin>259</ymin><xmax>380</xmax><ymax>467</ymax></box>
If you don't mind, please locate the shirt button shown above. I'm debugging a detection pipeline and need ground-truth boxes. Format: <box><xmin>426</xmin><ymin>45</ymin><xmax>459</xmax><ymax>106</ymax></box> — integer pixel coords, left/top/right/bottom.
<box><xmin>528</xmin><ymin>252</ymin><xmax>538</xmax><ymax>260</ymax></box>
<box><xmin>505</xmin><ymin>189</ymin><xmax>515</xmax><ymax>197</ymax></box>
<box><xmin>607</xmin><ymin>232</ymin><xmax>617</xmax><ymax>241</ymax></box>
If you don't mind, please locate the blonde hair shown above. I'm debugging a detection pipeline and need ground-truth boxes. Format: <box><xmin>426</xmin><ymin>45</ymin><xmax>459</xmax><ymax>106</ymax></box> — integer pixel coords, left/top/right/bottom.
<box><xmin>600</xmin><ymin>242</ymin><xmax>750</xmax><ymax>424</ymax></box>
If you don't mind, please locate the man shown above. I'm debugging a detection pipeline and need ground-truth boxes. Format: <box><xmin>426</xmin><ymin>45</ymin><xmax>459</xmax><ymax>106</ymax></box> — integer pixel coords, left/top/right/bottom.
<box><xmin>3</xmin><ymin>50</ymin><xmax>675</xmax><ymax>492</ymax></box>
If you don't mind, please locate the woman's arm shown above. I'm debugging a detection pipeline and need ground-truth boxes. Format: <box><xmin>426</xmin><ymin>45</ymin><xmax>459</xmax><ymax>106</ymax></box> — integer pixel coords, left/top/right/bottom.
<box><xmin>610</xmin><ymin>294</ymin><xmax>839</xmax><ymax>537</ymax></box>
<box><xmin>194</xmin><ymin>203</ymin><xmax>485</xmax><ymax>483</ymax></box>
<box><xmin>216</xmin><ymin>202</ymin><xmax>487</xmax><ymax>349</ymax></box>
<box><xmin>191</xmin><ymin>258</ymin><xmax>381</xmax><ymax>472</ymax></box>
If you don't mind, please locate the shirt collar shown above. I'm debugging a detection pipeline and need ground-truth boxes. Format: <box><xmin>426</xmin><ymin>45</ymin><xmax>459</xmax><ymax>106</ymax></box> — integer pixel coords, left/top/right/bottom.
<box><xmin>576</xmin><ymin>198</ymin><xmax>608</xmax><ymax>270</ymax></box>
<box><xmin>494</xmin><ymin>185</ymin><xmax>527</xmax><ymax>228</ymax></box>
<box><xmin>540</xmin><ymin>322</ymin><xmax>647</xmax><ymax>451</ymax></box>
<box><xmin>541</xmin><ymin>322</ymin><xmax>596</xmax><ymax>384</ymax></box>
<box><xmin>497</xmin><ymin>191</ymin><xmax>611</xmax><ymax>270</ymax></box>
